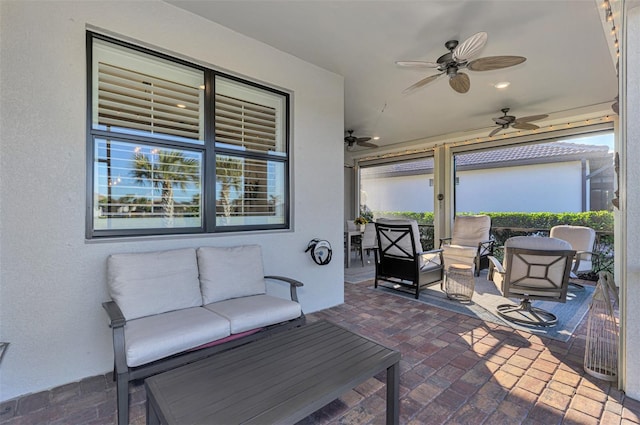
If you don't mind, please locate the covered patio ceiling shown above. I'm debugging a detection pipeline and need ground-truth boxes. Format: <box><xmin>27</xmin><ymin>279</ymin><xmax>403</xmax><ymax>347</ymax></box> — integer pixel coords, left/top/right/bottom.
<box><xmin>167</xmin><ymin>0</ymin><xmax>619</xmax><ymax>151</ymax></box>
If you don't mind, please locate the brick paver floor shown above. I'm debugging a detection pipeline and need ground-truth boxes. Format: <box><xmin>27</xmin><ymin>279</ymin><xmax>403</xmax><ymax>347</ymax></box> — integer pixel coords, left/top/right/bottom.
<box><xmin>1</xmin><ymin>279</ymin><xmax>639</xmax><ymax>424</ymax></box>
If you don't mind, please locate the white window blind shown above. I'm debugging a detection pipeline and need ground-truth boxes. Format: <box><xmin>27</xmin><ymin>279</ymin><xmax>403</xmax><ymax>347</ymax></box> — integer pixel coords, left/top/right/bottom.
<box><xmin>215</xmin><ymin>93</ymin><xmax>277</xmax><ymax>152</ymax></box>
<box><xmin>98</xmin><ymin>62</ymin><xmax>202</xmax><ymax>140</ymax></box>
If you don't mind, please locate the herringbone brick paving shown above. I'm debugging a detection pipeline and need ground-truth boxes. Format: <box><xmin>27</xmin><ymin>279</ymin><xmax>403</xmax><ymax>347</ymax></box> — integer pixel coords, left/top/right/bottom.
<box><xmin>1</xmin><ymin>279</ymin><xmax>638</xmax><ymax>424</ymax></box>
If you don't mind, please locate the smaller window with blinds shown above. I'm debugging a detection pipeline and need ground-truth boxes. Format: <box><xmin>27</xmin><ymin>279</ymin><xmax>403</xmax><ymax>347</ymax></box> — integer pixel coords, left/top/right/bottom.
<box><xmin>87</xmin><ymin>33</ymin><xmax>290</xmax><ymax>238</ymax></box>
<box><xmin>215</xmin><ymin>76</ymin><xmax>286</xmax><ymax>155</ymax></box>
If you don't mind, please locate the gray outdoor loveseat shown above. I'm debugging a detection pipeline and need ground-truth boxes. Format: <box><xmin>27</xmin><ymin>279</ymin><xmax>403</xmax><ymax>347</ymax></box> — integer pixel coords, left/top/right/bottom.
<box><xmin>102</xmin><ymin>245</ymin><xmax>305</xmax><ymax>425</ymax></box>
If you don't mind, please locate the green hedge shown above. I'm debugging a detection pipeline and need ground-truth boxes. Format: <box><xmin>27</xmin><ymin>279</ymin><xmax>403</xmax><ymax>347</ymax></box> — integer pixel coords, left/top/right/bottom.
<box><xmin>374</xmin><ymin>211</ymin><xmax>613</xmax><ymax>232</ymax></box>
<box><xmin>479</xmin><ymin>211</ymin><xmax>613</xmax><ymax>232</ymax></box>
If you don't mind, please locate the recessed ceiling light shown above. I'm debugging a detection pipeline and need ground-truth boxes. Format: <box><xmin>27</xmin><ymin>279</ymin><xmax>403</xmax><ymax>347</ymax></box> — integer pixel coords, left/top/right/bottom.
<box><xmin>494</xmin><ymin>81</ymin><xmax>511</xmax><ymax>89</ymax></box>
<box><xmin>176</xmin><ymin>104</ymin><xmax>187</xmax><ymax>108</ymax></box>
<box><xmin>373</xmin><ymin>136</ymin><xmax>380</xmax><ymax>140</ymax></box>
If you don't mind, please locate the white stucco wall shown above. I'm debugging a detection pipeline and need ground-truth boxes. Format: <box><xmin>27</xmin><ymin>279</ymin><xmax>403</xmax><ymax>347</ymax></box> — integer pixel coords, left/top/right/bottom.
<box><xmin>623</xmin><ymin>2</ymin><xmax>640</xmax><ymax>401</ymax></box>
<box><xmin>361</xmin><ymin>174</ymin><xmax>434</xmax><ymax>213</ymax></box>
<box><xmin>361</xmin><ymin>161</ymin><xmax>583</xmax><ymax>215</ymax></box>
<box><xmin>0</xmin><ymin>1</ymin><xmax>344</xmax><ymax>401</ymax></box>
<box><xmin>456</xmin><ymin>162</ymin><xmax>583</xmax><ymax>213</ymax></box>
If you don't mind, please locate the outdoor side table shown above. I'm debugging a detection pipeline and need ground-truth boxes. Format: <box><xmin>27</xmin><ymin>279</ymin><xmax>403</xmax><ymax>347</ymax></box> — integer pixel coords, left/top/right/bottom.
<box><xmin>444</xmin><ymin>263</ymin><xmax>475</xmax><ymax>301</ymax></box>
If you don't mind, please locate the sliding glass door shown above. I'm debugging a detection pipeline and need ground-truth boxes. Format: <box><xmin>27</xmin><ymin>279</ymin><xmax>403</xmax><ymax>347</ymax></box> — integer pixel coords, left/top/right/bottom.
<box><xmin>359</xmin><ymin>155</ymin><xmax>436</xmax><ymax>249</ymax></box>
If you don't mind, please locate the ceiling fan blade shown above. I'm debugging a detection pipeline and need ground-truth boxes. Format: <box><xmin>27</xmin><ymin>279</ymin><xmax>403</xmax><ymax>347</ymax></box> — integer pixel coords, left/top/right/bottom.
<box><xmin>357</xmin><ymin>141</ymin><xmax>379</xmax><ymax>148</ymax></box>
<box><xmin>402</xmin><ymin>73</ymin><xmax>442</xmax><ymax>94</ymax></box>
<box><xmin>515</xmin><ymin>114</ymin><xmax>548</xmax><ymax>123</ymax></box>
<box><xmin>452</xmin><ymin>32</ymin><xmax>487</xmax><ymax>62</ymax></box>
<box><xmin>489</xmin><ymin>127</ymin><xmax>503</xmax><ymax>137</ymax></box>
<box><xmin>467</xmin><ymin>55</ymin><xmax>526</xmax><ymax>71</ymax></box>
<box><xmin>395</xmin><ymin>60</ymin><xmax>440</xmax><ymax>68</ymax></box>
<box><xmin>449</xmin><ymin>72</ymin><xmax>470</xmax><ymax>93</ymax></box>
<box><xmin>512</xmin><ymin>122</ymin><xmax>540</xmax><ymax>130</ymax></box>
<box><xmin>356</xmin><ymin>137</ymin><xmax>372</xmax><ymax>143</ymax></box>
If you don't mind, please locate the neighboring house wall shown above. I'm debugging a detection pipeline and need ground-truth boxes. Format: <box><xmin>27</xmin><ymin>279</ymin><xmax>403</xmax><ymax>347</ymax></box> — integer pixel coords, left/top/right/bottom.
<box><xmin>361</xmin><ymin>161</ymin><xmax>583</xmax><ymax>214</ymax></box>
<box><xmin>361</xmin><ymin>174</ymin><xmax>434</xmax><ymax>213</ymax></box>
<box><xmin>456</xmin><ymin>161</ymin><xmax>584</xmax><ymax>213</ymax></box>
<box><xmin>0</xmin><ymin>1</ymin><xmax>344</xmax><ymax>401</ymax></box>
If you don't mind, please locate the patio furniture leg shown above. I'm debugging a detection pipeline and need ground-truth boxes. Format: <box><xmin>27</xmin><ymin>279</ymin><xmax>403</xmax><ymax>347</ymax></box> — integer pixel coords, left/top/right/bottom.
<box><xmin>116</xmin><ymin>374</ymin><xmax>129</xmax><ymax>425</ymax></box>
<box><xmin>386</xmin><ymin>361</ymin><xmax>399</xmax><ymax>425</ymax></box>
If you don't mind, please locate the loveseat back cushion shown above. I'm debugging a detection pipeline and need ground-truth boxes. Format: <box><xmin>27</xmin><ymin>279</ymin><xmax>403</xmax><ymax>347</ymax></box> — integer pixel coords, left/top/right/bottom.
<box><xmin>124</xmin><ymin>307</ymin><xmax>230</xmax><ymax>367</ymax></box>
<box><xmin>204</xmin><ymin>294</ymin><xmax>302</xmax><ymax>334</ymax></box>
<box><xmin>107</xmin><ymin>248</ymin><xmax>202</xmax><ymax>321</ymax></box>
<box><xmin>198</xmin><ymin>245</ymin><xmax>266</xmax><ymax>304</ymax></box>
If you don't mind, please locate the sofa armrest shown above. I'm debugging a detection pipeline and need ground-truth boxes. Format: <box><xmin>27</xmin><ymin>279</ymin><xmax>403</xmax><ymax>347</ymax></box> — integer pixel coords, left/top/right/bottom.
<box><xmin>102</xmin><ymin>301</ymin><xmax>128</xmax><ymax>376</ymax></box>
<box><xmin>264</xmin><ymin>275</ymin><xmax>304</xmax><ymax>303</ymax></box>
<box><xmin>102</xmin><ymin>301</ymin><xmax>126</xmax><ymax>328</ymax></box>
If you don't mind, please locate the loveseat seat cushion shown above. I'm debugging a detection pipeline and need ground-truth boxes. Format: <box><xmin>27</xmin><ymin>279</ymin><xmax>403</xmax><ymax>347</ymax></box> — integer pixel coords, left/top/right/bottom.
<box><xmin>108</xmin><ymin>248</ymin><xmax>202</xmax><ymax>321</ymax></box>
<box><xmin>204</xmin><ymin>294</ymin><xmax>301</xmax><ymax>334</ymax></box>
<box><xmin>125</xmin><ymin>307</ymin><xmax>230</xmax><ymax>367</ymax></box>
<box><xmin>197</xmin><ymin>245</ymin><xmax>266</xmax><ymax>304</ymax></box>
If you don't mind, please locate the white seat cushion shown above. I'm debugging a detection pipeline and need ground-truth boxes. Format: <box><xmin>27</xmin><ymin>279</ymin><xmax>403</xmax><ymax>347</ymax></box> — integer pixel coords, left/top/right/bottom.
<box><xmin>107</xmin><ymin>248</ymin><xmax>202</xmax><ymax>321</ymax></box>
<box><xmin>204</xmin><ymin>294</ymin><xmax>302</xmax><ymax>334</ymax></box>
<box><xmin>197</xmin><ymin>245</ymin><xmax>266</xmax><ymax>304</ymax></box>
<box><xmin>124</xmin><ymin>307</ymin><xmax>230</xmax><ymax>367</ymax></box>
<box><xmin>442</xmin><ymin>245</ymin><xmax>477</xmax><ymax>270</ymax></box>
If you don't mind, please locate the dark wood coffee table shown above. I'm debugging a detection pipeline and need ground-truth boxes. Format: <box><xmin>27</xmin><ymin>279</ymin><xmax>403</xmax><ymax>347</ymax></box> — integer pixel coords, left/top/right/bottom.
<box><xmin>145</xmin><ymin>320</ymin><xmax>400</xmax><ymax>425</ymax></box>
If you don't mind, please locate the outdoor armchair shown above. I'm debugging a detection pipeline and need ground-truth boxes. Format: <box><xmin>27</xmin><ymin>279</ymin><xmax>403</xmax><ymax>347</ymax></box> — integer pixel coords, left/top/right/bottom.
<box><xmin>355</xmin><ymin>222</ymin><xmax>377</xmax><ymax>266</ymax></box>
<box><xmin>440</xmin><ymin>215</ymin><xmax>494</xmax><ymax>276</ymax></box>
<box><xmin>487</xmin><ymin>236</ymin><xmax>575</xmax><ymax>327</ymax></box>
<box><xmin>549</xmin><ymin>225</ymin><xmax>598</xmax><ymax>277</ymax></box>
<box><xmin>374</xmin><ymin>219</ymin><xmax>443</xmax><ymax>299</ymax></box>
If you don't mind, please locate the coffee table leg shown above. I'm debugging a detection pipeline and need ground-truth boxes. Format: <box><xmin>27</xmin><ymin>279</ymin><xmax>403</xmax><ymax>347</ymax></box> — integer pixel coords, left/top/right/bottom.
<box><xmin>386</xmin><ymin>361</ymin><xmax>399</xmax><ymax>425</ymax></box>
<box><xmin>146</xmin><ymin>396</ymin><xmax>160</xmax><ymax>425</ymax></box>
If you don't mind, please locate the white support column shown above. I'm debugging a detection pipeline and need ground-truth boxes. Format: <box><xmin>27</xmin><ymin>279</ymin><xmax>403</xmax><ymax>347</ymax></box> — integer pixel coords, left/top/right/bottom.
<box><xmin>432</xmin><ymin>145</ymin><xmax>451</xmax><ymax>244</ymax></box>
<box><xmin>621</xmin><ymin>0</ymin><xmax>640</xmax><ymax>400</ymax></box>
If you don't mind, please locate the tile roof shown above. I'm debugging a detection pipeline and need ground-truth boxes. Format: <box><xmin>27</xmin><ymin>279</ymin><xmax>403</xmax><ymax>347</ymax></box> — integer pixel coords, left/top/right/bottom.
<box><xmin>361</xmin><ymin>142</ymin><xmax>610</xmax><ymax>177</ymax></box>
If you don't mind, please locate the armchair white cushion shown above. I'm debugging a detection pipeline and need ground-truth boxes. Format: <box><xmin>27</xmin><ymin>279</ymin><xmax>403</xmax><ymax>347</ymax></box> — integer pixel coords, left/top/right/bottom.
<box><xmin>442</xmin><ymin>215</ymin><xmax>492</xmax><ymax>275</ymax></box>
<box><xmin>549</xmin><ymin>225</ymin><xmax>597</xmax><ymax>275</ymax></box>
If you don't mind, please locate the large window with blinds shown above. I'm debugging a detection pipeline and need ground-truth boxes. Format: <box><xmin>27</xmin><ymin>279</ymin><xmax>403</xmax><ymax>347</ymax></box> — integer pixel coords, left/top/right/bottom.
<box><xmin>87</xmin><ymin>33</ymin><xmax>289</xmax><ymax>237</ymax></box>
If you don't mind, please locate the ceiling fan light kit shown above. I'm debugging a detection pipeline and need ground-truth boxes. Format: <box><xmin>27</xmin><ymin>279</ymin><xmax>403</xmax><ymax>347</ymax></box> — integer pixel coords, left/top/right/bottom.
<box><xmin>397</xmin><ymin>31</ymin><xmax>526</xmax><ymax>94</ymax></box>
